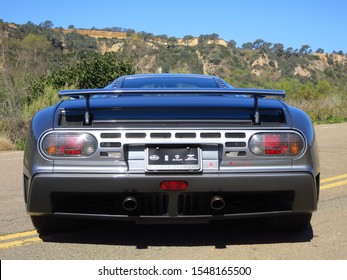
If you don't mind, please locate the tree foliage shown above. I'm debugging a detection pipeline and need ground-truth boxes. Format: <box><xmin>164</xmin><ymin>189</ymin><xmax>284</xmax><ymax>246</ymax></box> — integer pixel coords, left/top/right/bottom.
<box><xmin>28</xmin><ymin>52</ymin><xmax>135</xmax><ymax>101</ymax></box>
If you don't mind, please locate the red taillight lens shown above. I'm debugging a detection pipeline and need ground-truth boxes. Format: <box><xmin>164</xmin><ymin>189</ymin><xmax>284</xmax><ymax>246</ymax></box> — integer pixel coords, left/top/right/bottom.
<box><xmin>264</xmin><ymin>134</ymin><xmax>284</xmax><ymax>155</ymax></box>
<box><xmin>42</xmin><ymin>132</ymin><xmax>97</xmax><ymax>157</ymax></box>
<box><xmin>160</xmin><ymin>181</ymin><xmax>188</xmax><ymax>191</ymax></box>
<box><xmin>249</xmin><ymin>132</ymin><xmax>304</xmax><ymax>156</ymax></box>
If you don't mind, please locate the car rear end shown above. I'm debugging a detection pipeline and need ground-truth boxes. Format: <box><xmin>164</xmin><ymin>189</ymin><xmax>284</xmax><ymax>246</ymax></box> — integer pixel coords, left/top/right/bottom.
<box><xmin>24</xmin><ymin>91</ymin><xmax>319</xmax><ymax>232</ymax></box>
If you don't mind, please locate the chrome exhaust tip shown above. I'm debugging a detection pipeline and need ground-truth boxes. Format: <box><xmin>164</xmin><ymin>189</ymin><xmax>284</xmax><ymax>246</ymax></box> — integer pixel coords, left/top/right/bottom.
<box><xmin>123</xmin><ymin>196</ymin><xmax>137</xmax><ymax>211</ymax></box>
<box><xmin>210</xmin><ymin>196</ymin><xmax>225</xmax><ymax>211</ymax></box>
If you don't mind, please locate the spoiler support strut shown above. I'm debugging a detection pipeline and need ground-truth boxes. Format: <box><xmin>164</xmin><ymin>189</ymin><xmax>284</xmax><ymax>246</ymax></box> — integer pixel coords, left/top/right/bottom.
<box><xmin>84</xmin><ymin>95</ymin><xmax>91</xmax><ymax>125</ymax></box>
<box><xmin>253</xmin><ymin>95</ymin><xmax>260</xmax><ymax>125</ymax></box>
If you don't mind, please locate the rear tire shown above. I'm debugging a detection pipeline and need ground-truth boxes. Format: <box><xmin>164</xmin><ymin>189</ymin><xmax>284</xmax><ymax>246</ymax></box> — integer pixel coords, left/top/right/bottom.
<box><xmin>266</xmin><ymin>213</ymin><xmax>312</xmax><ymax>231</ymax></box>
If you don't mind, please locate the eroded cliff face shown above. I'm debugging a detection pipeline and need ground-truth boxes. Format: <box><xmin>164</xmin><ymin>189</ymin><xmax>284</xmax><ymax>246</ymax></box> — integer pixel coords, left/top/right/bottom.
<box><xmin>62</xmin><ymin>28</ymin><xmax>127</xmax><ymax>39</ymax></box>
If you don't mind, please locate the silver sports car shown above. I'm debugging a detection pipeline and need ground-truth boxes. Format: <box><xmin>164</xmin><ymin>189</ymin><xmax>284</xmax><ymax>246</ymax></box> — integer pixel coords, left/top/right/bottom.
<box><xmin>23</xmin><ymin>74</ymin><xmax>320</xmax><ymax>233</ymax></box>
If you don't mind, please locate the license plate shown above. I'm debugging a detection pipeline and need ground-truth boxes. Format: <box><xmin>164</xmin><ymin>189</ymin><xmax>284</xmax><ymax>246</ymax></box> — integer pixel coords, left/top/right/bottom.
<box><xmin>146</xmin><ymin>146</ymin><xmax>201</xmax><ymax>171</ymax></box>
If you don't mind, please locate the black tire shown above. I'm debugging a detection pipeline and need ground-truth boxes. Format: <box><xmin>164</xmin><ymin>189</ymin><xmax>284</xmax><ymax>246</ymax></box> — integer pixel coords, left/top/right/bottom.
<box><xmin>31</xmin><ymin>216</ymin><xmax>86</xmax><ymax>234</ymax></box>
<box><xmin>266</xmin><ymin>213</ymin><xmax>312</xmax><ymax>231</ymax></box>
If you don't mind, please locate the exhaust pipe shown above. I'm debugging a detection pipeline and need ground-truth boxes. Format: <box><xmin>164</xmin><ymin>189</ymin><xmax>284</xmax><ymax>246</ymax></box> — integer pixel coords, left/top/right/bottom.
<box><xmin>210</xmin><ymin>196</ymin><xmax>225</xmax><ymax>211</ymax></box>
<box><xmin>123</xmin><ymin>196</ymin><xmax>137</xmax><ymax>211</ymax></box>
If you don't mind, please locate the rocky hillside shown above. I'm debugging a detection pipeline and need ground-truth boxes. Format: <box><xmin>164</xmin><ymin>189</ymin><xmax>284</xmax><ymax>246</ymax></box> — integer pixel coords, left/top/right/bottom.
<box><xmin>80</xmin><ymin>30</ymin><xmax>345</xmax><ymax>83</ymax></box>
<box><xmin>3</xmin><ymin>22</ymin><xmax>346</xmax><ymax>82</ymax></box>
<box><xmin>55</xmin><ymin>27</ymin><xmax>346</xmax><ymax>82</ymax></box>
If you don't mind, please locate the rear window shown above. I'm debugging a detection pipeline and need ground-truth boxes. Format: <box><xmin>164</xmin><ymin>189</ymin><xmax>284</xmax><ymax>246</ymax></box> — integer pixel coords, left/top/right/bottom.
<box><xmin>121</xmin><ymin>77</ymin><xmax>218</xmax><ymax>88</ymax></box>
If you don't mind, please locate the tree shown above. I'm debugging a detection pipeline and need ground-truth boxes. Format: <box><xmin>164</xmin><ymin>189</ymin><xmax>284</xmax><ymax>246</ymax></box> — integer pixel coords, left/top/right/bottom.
<box><xmin>29</xmin><ymin>52</ymin><xmax>135</xmax><ymax>98</ymax></box>
<box><xmin>40</xmin><ymin>20</ymin><xmax>53</xmax><ymax>29</ymax></box>
<box><xmin>299</xmin><ymin>44</ymin><xmax>311</xmax><ymax>54</ymax></box>
<box><xmin>257</xmin><ymin>41</ymin><xmax>272</xmax><ymax>53</ymax></box>
<box><xmin>316</xmin><ymin>48</ymin><xmax>324</xmax><ymax>53</ymax></box>
<box><xmin>126</xmin><ymin>29</ymin><xmax>136</xmax><ymax>36</ymax></box>
<box><xmin>284</xmin><ymin>47</ymin><xmax>294</xmax><ymax>59</ymax></box>
<box><xmin>210</xmin><ymin>33</ymin><xmax>220</xmax><ymax>40</ymax></box>
<box><xmin>156</xmin><ymin>34</ymin><xmax>168</xmax><ymax>42</ymax></box>
<box><xmin>11</xmin><ymin>21</ymin><xmax>40</xmax><ymax>39</ymax></box>
<box><xmin>183</xmin><ymin>35</ymin><xmax>194</xmax><ymax>46</ymax></box>
<box><xmin>64</xmin><ymin>31</ymin><xmax>97</xmax><ymax>55</ymax></box>
<box><xmin>272</xmin><ymin>43</ymin><xmax>284</xmax><ymax>57</ymax></box>
<box><xmin>241</xmin><ymin>42</ymin><xmax>253</xmax><ymax>50</ymax></box>
<box><xmin>252</xmin><ymin>39</ymin><xmax>265</xmax><ymax>49</ymax></box>
<box><xmin>168</xmin><ymin>37</ymin><xmax>178</xmax><ymax>45</ymax></box>
<box><xmin>20</xmin><ymin>33</ymin><xmax>51</xmax><ymax>75</ymax></box>
<box><xmin>198</xmin><ymin>33</ymin><xmax>220</xmax><ymax>44</ymax></box>
<box><xmin>138</xmin><ymin>31</ymin><xmax>154</xmax><ymax>41</ymax></box>
<box><xmin>228</xmin><ymin>40</ymin><xmax>237</xmax><ymax>49</ymax></box>
<box><xmin>64</xmin><ymin>52</ymin><xmax>135</xmax><ymax>88</ymax></box>
<box><xmin>183</xmin><ymin>35</ymin><xmax>194</xmax><ymax>41</ymax></box>
<box><xmin>198</xmin><ymin>34</ymin><xmax>208</xmax><ymax>44</ymax></box>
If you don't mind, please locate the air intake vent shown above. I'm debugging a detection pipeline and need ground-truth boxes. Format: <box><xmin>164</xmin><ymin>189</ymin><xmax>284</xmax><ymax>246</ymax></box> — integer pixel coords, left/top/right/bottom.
<box><xmin>51</xmin><ymin>192</ymin><xmax>169</xmax><ymax>216</ymax></box>
<box><xmin>178</xmin><ymin>191</ymin><xmax>294</xmax><ymax>215</ymax></box>
<box><xmin>219</xmin><ymin>79</ymin><xmax>228</xmax><ymax>88</ymax></box>
<box><xmin>113</xmin><ymin>79</ymin><xmax>120</xmax><ymax>88</ymax></box>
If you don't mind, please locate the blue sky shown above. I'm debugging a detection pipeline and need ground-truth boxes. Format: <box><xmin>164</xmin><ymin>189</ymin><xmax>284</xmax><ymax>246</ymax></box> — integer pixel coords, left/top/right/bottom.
<box><xmin>1</xmin><ymin>0</ymin><xmax>346</xmax><ymax>53</ymax></box>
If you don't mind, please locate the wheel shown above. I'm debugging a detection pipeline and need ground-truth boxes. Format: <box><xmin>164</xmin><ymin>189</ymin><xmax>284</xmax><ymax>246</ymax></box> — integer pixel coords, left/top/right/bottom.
<box><xmin>31</xmin><ymin>216</ymin><xmax>86</xmax><ymax>234</ymax></box>
<box><xmin>266</xmin><ymin>213</ymin><xmax>312</xmax><ymax>231</ymax></box>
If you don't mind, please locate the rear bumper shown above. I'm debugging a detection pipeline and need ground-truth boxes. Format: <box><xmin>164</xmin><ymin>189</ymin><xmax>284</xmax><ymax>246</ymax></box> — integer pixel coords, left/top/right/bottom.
<box><xmin>26</xmin><ymin>172</ymin><xmax>318</xmax><ymax>222</ymax></box>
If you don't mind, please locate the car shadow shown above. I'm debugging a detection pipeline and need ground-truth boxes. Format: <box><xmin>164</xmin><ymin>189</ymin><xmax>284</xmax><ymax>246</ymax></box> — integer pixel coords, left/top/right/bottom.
<box><xmin>39</xmin><ymin>218</ymin><xmax>314</xmax><ymax>249</ymax></box>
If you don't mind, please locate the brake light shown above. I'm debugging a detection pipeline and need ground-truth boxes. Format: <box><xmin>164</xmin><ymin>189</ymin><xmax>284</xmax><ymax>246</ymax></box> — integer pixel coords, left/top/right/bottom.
<box><xmin>249</xmin><ymin>132</ymin><xmax>304</xmax><ymax>156</ymax></box>
<box><xmin>42</xmin><ymin>132</ymin><xmax>97</xmax><ymax>157</ymax></box>
<box><xmin>160</xmin><ymin>181</ymin><xmax>188</xmax><ymax>191</ymax></box>
<box><xmin>264</xmin><ymin>134</ymin><xmax>283</xmax><ymax>155</ymax></box>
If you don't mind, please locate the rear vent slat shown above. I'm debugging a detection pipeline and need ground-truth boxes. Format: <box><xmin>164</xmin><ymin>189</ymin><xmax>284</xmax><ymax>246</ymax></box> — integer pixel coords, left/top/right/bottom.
<box><xmin>150</xmin><ymin>133</ymin><xmax>171</xmax><ymax>138</ymax></box>
<box><xmin>225</xmin><ymin>142</ymin><xmax>246</xmax><ymax>148</ymax></box>
<box><xmin>126</xmin><ymin>133</ymin><xmax>146</xmax><ymax>138</ymax></box>
<box><xmin>225</xmin><ymin>133</ymin><xmax>246</xmax><ymax>138</ymax></box>
<box><xmin>200</xmin><ymin>132</ymin><xmax>221</xmax><ymax>138</ymax></box>
<box><xmin>100</xmin><ymin>142</ymin><xmax>121</xmax><ymax>148</ymax></box>
<box><xmin>175</xmin><ymin>133</ymin><xmax>196</xmax><ymax>138</ymax></box>
<box><xmin>100</xmin><ymin>133</ymin><xmax>121</xmax><ymax>138</ymax></box>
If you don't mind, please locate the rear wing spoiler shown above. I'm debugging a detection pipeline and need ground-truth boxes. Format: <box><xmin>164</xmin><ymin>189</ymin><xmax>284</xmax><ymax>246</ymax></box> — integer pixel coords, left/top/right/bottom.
<box><xmin>58</xmin><ymin>88</ymin><xmax>286</xmax><ymax>125</ymax></box>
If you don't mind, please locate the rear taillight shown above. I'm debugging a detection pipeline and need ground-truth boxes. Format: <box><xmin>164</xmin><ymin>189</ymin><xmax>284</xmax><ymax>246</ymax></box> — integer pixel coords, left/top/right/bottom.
<box><xmin>249</xmin><ymin>132</ymin><xmax>304</xmax><ymax>156</ymax></box>
<box><xmin>41</xmin><ymin>132</ymin><xmax>97</xmax><ymax>157</ymax></box>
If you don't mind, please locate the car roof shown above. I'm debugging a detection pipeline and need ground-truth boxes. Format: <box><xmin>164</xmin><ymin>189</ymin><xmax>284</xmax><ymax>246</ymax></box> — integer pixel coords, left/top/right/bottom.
<box><xmin>107</xmin><ymin>73</ymin><xmax>233</xmax><ymax>89</ymax></box>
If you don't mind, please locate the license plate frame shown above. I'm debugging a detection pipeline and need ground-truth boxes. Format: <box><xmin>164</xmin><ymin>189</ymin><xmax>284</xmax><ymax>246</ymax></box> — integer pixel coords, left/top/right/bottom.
<box><xmin>146</xmin><ymin>146</ymin><xmax>201</xmax><ymax>172</ymax></box>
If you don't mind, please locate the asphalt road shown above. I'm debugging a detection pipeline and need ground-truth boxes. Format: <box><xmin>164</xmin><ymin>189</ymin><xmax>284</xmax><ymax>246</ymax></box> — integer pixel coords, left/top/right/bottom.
<box><xmin>0</xmin><ymin>123</ymin><xmax>346</xmax><ymax>260</ymax></box>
